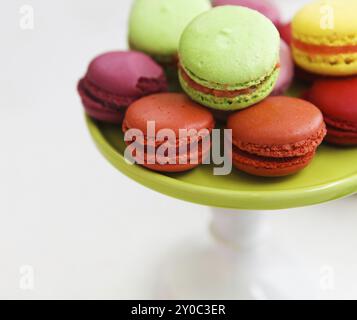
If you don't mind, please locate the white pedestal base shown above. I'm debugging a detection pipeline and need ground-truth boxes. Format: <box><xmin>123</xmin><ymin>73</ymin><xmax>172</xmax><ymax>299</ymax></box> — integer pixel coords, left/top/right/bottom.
<box><xmin>157</xmin><ymin>209</ymin><xmax>318</xmax><ymax>300</ymax></box>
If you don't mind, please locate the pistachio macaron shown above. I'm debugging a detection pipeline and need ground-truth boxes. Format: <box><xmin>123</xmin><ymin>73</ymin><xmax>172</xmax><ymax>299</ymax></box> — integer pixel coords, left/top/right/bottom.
<box><xmin>128</xmin><ymin>0</ymin><xmax>211</xmax><ymax>65</ymax></box>
<box><xmin>178</xmin><ymin>6</ymin><xmax>280</xmax><ymax>111</ymax></box>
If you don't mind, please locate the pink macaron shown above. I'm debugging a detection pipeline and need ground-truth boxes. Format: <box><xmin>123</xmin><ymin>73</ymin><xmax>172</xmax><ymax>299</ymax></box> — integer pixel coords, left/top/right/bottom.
<box><xmin>272</xmin><ymin>40</ymin><xmax>294</xmax><ymax>95</ymax></box>
<box><xmin>212</xmin><ymin>0</ymin><xmax>281</xmax><ymax>27</ymax></box>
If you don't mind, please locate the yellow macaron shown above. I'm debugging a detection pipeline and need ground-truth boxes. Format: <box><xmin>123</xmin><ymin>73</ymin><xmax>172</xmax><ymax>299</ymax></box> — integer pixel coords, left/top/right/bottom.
<box><xmin>292</xmin><ymin>0</ymin><xmax>357</xmax><ymax>76</ymax></box>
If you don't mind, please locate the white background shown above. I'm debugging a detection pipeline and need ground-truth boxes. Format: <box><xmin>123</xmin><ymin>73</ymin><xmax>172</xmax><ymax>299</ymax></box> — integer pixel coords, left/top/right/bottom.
<box><xmin>1</xmin><ymin>0</ymin><xmax>357</xmax><ymax>300</ymax></box>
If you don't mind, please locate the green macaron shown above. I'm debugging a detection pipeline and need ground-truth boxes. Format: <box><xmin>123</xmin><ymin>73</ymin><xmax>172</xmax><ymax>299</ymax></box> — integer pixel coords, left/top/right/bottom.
<box><xmin>128</xmin><ymin>0</ymin><xmax>211</xmax><ymax>64</ymax></box>
<box><xmin>178</xmin><ymin>6</ymin><xmax>280</xmax><ymax>111</ymax></box>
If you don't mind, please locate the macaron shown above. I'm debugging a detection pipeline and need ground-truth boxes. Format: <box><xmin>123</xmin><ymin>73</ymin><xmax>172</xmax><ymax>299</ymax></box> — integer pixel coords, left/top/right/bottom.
<box><xmin>179</xmin><ymin>6</ymin><xmax>280</xmax><ymax>111</ymax></box>
<box><xmin>128</xmin><ymin>0</ymin><xmax>211</xmax><ymax>65</ymax></box>
<box><xmin>271</xmin><ymin>40</ymin><xmax>294</xmax><ymax>95</ymax></box>
<box><xmin>212</xmin><ymin>0</ymin><xmax>281</xmax><ymax>28</ymax></box>
<box><xmin>278</xmin><ymin>22</ymin><xmax>292</xmax><ymax>46</ymax></box>
<box><xmin>123</xmin><ymin>93</ymin><xmax>215</xmax><ymax>172</ymax></box>
<box><xmin>306</xmin><ymin>77</ymin><xmax>357</xmax><ymax>146</ymax></box>
<box><xmin>292</xmin><ymin>0</ymin><xmax>357</xmax><ymax>76</ymax></box>
<box><xmin>227</xmin><ymin>97</ymin><xmax>327</xmax><ymax>177</ymax></box>
<box><xmin>78</xmin><ymin>51</ymin><xmax>167</xmax><ymax>124</ymax></box>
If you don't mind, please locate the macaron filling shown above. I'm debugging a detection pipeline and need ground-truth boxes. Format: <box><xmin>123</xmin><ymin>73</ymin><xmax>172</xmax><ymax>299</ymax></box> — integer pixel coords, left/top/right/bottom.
<box><xmin>292</xmin><ymin>39</ymin><xmax>357</xmax><ymax>56</ymax></box>
<box><xmin>179</xmin><ymin>63</ymin><xmax>280</xmax><ymax>110</ymax></box>
<box><xmin>230</xmin><ymin>124</ymin><xmax>326</xmax><ymax>175</ymax></box>
<box><xmin>123</xmin><ymin>122</ymin><xmax>214</xmax><ymax>170</ymax></box>
<box><xmin>124</xmin><ymin>138</ymin><xmax>212</xmax><ymax>168</ymax></box>
<box><xmin>232</xmin><ymin>147</ymin><xmax>315</xmax><ymax>170</ymax></box>
<box><xmin>179</xmin><ymin>64</ymin><xmax>280</xmax><ymax>98</ymax></box>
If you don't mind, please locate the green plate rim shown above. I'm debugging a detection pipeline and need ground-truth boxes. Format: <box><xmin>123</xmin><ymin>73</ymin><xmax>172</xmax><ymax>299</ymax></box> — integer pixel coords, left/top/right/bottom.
<box><xmin>86</xmin><ymin>116</ymin><xmax>357</xmax><ymax>210</ymax></box>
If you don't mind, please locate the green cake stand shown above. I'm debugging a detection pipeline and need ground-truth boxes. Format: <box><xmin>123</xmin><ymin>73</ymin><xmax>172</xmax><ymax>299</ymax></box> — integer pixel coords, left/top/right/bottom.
<box><xmin>87</xmin><ymin>117</ymin><xmax>357</xmax><ymax>211</ymax></box>
<box><xmin>85</xmin><ymin>83</ymin><xmax>357</xmax><ymax>300</ymax></box>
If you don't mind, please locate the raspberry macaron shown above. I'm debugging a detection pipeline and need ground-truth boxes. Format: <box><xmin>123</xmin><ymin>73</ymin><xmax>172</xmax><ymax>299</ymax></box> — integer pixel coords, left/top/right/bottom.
<box><xmin>123</xmin><ymin>93</ymin><xmax>215</xmax><ymax>172</ymax></box>
<box><xmin>307</xmin><ymin>77</ymin><xmax>357</xmax><ymax>146</ymax></box>
<box><xmin>78</xmin><ymin>51</ymin><xmax>167</xmax><ymax>124</ymax></box>
<box><xmin>227</xmin><ymin>97</ymin><xmax>327</xmax><ymax>177</ymax></box>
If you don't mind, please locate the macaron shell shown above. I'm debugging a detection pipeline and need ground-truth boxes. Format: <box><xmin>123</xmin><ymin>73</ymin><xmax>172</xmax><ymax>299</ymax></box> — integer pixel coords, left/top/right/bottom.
<box><xmin>307</xmin><ymin>77</ymin><xmax>357</xmax><ymax>124</ymax></box>
<box><xmin>227</xmin><ymin>97</ymin><xmax>325</xmax><ymax>146</ymax></box>
<box><xmin>129</xmin><ymin>0</ymin><xmax>211</xmax><ymax>57</ymax></box>
<box><xmin>232</xmin><ymin>150</ymin><xmax>315</xmax><ymax>177</ymax></box>
<box><xmin>179</xmin><ymin>6</ymin><xmax>280</xmax><ymax>87</ymax></box>
<box><xmin>212</xmin><ymin>0</ymin><xmax>281</xmax><ymax>27</ymax></box>
<box><xmin>292</xmin><ymin>50</ymin><xmax>357</xmax><ymax>76</ymax></box>
<box><xmin>124</xmin><ymin>93</ymin><xmax>215</xmax><ymax>135</ymax></box>
<box><xmin>126</xmin><ymin>141</ymin><xmax>212</xmax><ymax>173</ymax></box>
<box><xmin>86</xmin><ymin>51</ymin><xmax>165</xmax><ymax>97</ymax></box>
<box><xmin>292</xmin><ymin>0</ymin><xmax>357</xmax><ymax>43</ymax></box>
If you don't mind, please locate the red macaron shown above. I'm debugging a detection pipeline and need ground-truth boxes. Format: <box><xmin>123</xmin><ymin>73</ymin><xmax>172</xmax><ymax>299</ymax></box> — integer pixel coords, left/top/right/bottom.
<box><xmin>78</xmin><ymin>51</ymin><xmax>168</xmax><ymax>123</ymax></box>
<box><xmin>123</xmin><ymin>93</ymin><xmax>215</xmax><ymax>172</ymax></box>
<box><xmin>227</xmin><ymin>97</ymin><xmax>327</xmax><ymax>177</ymax></box>
<box><xmin>306</xmin><ymin>77</ymin><xmax>357</xmax><ymax>146</ymax></box>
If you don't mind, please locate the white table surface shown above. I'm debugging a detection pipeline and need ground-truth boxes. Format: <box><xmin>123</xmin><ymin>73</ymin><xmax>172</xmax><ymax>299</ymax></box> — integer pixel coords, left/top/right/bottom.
<box><xmin>1</xmin><ymin>0</ymin><xmax>356</xmax><ymax>300</ymax></box>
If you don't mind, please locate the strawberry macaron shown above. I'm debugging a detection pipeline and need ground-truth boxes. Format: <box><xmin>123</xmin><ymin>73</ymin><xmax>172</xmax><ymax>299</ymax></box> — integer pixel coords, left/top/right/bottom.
<box><xmin>227</xmin><ymin>97</ymin><xmax>327</xmax><ymax>177</ymax></box>
<box><xmin>306</xmin><ymin>77</ymin><xmax>357</xmax><ymax>146</ymax></box>
<box><xmin>123</xmin><ymin>93</ymin><xmax>215</xmax><ymax>172</ymax></box>
<box><xmin>78</xmin><ymin>51</ymin><xmax>167</xmax><ymax>124</ymax></box>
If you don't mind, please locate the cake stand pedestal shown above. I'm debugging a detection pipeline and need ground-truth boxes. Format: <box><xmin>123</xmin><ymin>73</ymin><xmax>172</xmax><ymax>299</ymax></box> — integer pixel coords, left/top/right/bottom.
<box><xmin>157</xmin><ymin>208</ymin><xmax>317</xmax><ymax>300</ymax></box>
<box><xmin>86</xmin><ymin>101</ymin><xmax>357</xmax><ymax>299</ymax></box>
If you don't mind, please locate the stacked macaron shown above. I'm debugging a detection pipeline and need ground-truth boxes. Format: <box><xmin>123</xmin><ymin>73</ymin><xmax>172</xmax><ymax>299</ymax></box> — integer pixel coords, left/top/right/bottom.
<box><xmin>292</xmin><ymin>0</ymin><xmax>357</xmax><ymax>77</ymax></box>
<box><xmin>78</xmin><ymin>51</ymin><xmax>167</xmax><ymax>123</ymax></box>
<box><xmin>290</xmin><ymin>0</ymin><xmax>357</xmax><ymax>146</ymax></box>
<box><xmin>178</xmin><ymin>6</ymin><xmax>281</xmax><ymax>111</ymax></box>
<box><xmin>227</xmin><ymin>97</ymin><xmax>326</xmax><ymax>177</ymax></box>
<box><xmin>79</xmin><ymin>0</ymin><xmax>357</xmax><ymax>177</ymax></box>
<box><xmin>123</xmin><ymin>93</ymin><xmax>215</xmax><ymax>172</ymax></box>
